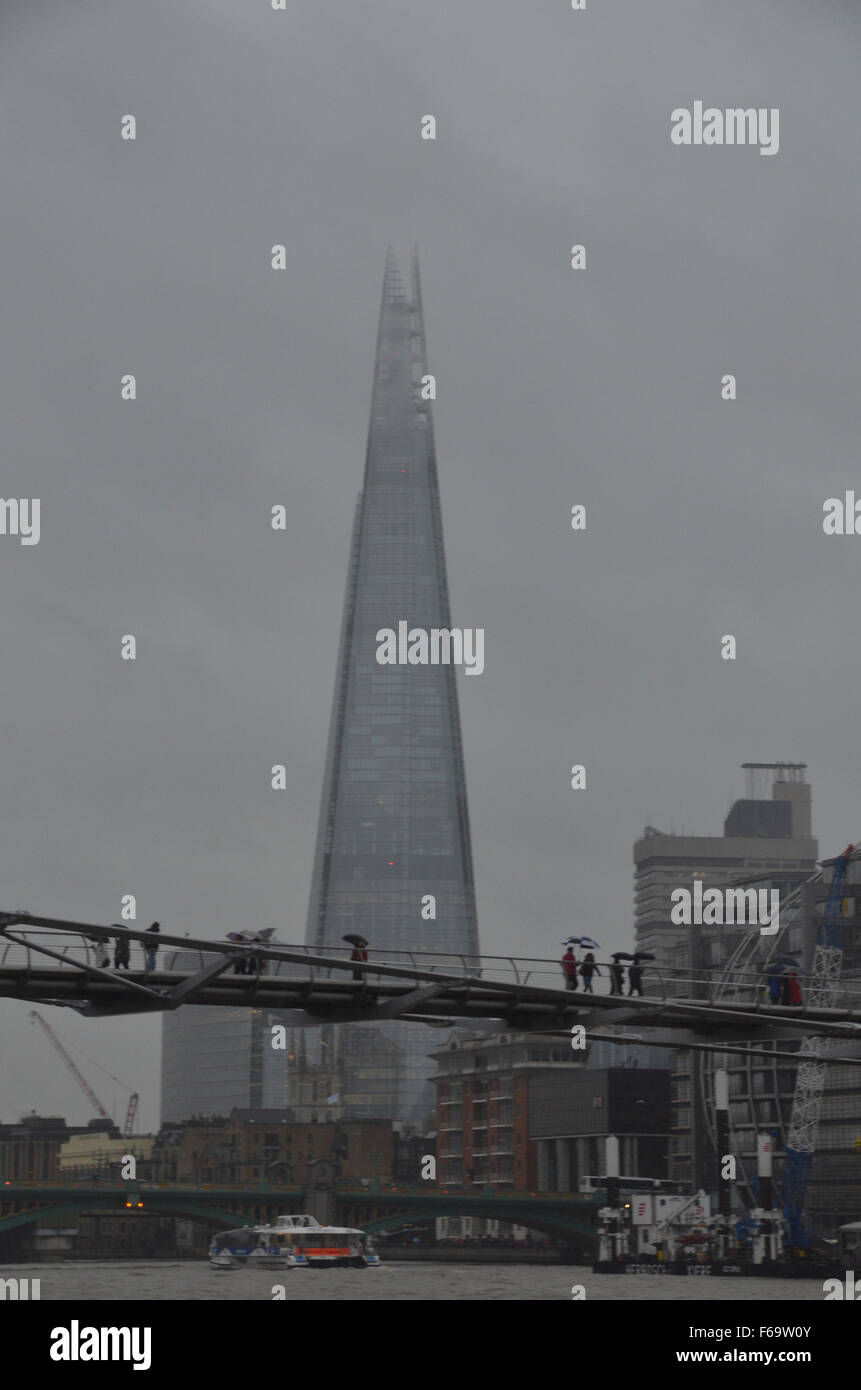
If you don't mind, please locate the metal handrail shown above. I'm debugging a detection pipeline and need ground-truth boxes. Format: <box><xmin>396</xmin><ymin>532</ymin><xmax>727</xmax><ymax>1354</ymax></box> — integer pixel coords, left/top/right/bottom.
<box><xmin>5</xmin><ymin>926</ymin><xmax>861</xmax><ymax>1007</ymax></box>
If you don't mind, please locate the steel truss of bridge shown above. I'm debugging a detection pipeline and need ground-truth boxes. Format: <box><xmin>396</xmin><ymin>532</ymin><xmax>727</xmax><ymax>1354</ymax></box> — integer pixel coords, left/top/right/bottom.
<box><xmin>2</xmin><ymin>913</ymin><xmax>861</xmax><ymax>1063</ymax></box>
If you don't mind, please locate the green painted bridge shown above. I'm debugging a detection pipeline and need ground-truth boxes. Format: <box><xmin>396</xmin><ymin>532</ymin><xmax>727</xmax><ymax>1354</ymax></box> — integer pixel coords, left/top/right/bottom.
<box><xmin>337</xmin><ymin>1188</ymin><xmax>602</xmax><ymax>1239</ymax></box>
<box><xmin>0</xmin><ymin>1182</ymin><xmax>602</xmax><ymax>1241</ymax></box>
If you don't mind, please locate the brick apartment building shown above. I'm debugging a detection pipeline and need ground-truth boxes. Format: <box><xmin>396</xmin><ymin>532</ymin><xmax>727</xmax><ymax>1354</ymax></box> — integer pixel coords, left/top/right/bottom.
<box><xmin>433</xmin><ymin>1033</ymin><xmax>583</xmax><ymax>1189</ymax></box>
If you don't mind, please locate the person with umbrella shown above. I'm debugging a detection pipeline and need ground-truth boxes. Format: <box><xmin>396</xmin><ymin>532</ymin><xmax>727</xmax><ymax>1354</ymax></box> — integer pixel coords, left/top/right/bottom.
<box><xmin>226</xmin><ymin>928</ymin><xmax>276</xmax><ymax>976</ymax></box>
<box><xmin>765</xmin><ymin>952</ymin><xmax>798</xmax><ymax>1005</ymax></box>
<box><xmin>344</xmin><ymin>934</ymin><xmax>369</xmax><ymax>981</ymax></box>
<box><xmin>627</xmin><ymin>952</ymin><xmax>653</xmax><ymax>997</ymax></box>
<box><xmin>610</xmin><ymin>952</ymin><xmax>633</xmax><ymax>995</ymax></box>
<box><xmin>227</xmin><ymin>931</ymin><xmax>251</xmax><ymax>974</ymax></box>
<box><xmin>774</xmin><ymin>951</ymin><xmax>800</xmax><ymax>1006</ymax></box>
<box><xmin>561</xmin><ymin>940</ymin><xmax>579</xmax><ymax>991</ymax></box>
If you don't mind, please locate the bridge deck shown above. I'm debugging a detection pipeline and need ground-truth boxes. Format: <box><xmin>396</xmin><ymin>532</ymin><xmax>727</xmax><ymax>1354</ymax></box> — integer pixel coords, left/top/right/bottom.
<box><xmin>1</xmin><ymin>915</ymin><xmax>861</xmax><ymax>1048</ymax></box>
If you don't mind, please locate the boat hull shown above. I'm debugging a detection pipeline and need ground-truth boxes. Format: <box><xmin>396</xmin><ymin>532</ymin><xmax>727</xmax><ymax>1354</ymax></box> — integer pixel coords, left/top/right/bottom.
<box><xmin>208</xmin><ymin>1248</ymin><xmax>303</xmax><ymax>1270</ymax></box>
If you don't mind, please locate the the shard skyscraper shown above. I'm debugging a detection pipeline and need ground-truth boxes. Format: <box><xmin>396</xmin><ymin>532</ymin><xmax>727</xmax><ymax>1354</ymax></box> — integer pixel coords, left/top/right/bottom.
<box><xmin>305</xmin><ymin>249</ymin><xmax>480</xmax><ymax>1126</ymax></box>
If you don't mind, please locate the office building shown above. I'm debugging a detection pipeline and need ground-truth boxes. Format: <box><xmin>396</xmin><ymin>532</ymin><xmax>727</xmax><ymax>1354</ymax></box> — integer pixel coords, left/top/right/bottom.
<box><xmin>634</xmin><ymin>764</ymin><xmax>818</xmax><ymax>1188</ymax></box>
<box><xmin>305</xmin><ymin>250</ymin><xmax>480</xmax><ymax>1124</ymax></box>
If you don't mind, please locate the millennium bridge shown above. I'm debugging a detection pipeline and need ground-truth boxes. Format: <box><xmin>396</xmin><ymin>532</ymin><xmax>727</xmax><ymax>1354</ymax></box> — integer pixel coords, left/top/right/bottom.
<box><xmin>2</xmin><ymin>912</ymin><xmax>861</xmax><ymax>1063</ymax></box>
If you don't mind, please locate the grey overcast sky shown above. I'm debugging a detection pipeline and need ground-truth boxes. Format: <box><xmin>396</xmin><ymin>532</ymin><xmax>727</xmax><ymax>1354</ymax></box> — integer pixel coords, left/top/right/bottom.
<box><xmin>1</xmin><ymin>0</ymin><xmax>859</xmax><ymax>1131</ymax></box>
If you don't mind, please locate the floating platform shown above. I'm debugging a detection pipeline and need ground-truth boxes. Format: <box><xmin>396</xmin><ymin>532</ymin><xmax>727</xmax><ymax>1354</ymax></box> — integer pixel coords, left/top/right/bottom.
<box><xmin>593</xmin><ymin>1257</ymin><xmax>840</xmax><ymax>1279</ymax></box>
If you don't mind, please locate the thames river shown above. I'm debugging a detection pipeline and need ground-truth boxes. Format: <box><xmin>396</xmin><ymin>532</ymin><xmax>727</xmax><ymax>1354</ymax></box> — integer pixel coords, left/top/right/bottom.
<box><xmin>11</xmin><ymin>1262</ymin><xmax>828</xmax><ymax>1301</ymax></box>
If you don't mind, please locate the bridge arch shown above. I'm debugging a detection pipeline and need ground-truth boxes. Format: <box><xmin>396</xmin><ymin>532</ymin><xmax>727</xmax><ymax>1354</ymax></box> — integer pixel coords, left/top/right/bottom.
<box><xmin>360</xmin><ymin>1205</ymin><xmax>597</xmax><ymax>1241</ymax></box>
<box><xmin>0</xmin><ymin>1199</ymin><xmax>256</xmax><ymax>1235</ymax></box>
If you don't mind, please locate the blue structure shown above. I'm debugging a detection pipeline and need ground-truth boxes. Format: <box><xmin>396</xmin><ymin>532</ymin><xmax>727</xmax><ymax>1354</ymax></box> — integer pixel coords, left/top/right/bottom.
<box><xmin>782</xmin><ymin>845</ymin><xmax>854</xmax><ymax>1246</ymax></box>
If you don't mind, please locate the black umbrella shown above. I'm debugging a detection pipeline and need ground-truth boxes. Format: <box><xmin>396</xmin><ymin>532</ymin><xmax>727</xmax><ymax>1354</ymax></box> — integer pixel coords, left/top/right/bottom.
<box><xmin>763</xmin><ymin>956</ymin><xmax>797</xmax><ymax>974</ymax></box>
<box><xmin>612</xmin><ymin>952</ymin><xmax>635</xmax><ymax>962</ymax></box>
<box><xmin>343</xmin><ymin>934</ymin><xmax>369</xmax><ymax>947</ymax></box>
<box><xmin>632</xmin><ymin>952</ymin><xmax>655</xmax><ymax>963</ymax></box>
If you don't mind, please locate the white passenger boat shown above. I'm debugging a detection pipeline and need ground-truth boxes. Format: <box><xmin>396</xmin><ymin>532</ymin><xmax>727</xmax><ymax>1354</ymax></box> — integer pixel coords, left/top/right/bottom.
<box><xmin>208</xmin><ymin>1218</ymin><xmax>306</xmax><ymax>1269</ymax></box>
<box><xmin>208</xmin><ymin>1214</ymin><xmax>380</xmax><ymax>1270</ymax></box>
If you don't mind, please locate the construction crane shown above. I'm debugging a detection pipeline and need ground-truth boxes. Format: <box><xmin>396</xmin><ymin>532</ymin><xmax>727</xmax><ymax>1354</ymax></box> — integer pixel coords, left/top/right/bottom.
<box><xmin>782</xmin><ymin>843</ymin><xmax>855</xmax><ymax>1249</ymax></box>
<box><xmin>29</xmin><ymin>1010</ymin><xmax>140</xmax><ymax>1137</ymax></box>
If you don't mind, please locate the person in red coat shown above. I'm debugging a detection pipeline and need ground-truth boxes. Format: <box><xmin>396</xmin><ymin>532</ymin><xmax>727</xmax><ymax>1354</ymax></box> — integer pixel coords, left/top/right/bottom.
<box><xmin>351</xmin><ymin>943</ymin><xmax>369</xmax><ymax>981</ymax></box>
<box><xmin>562</xmin><ymin>947</ymin><xmax>579</xmax><ymax>991</ymax></box>
<box><xmin>788</xmin><ymin>970</ymin><xmax>803</xmax><ymax>1006</ymax></box>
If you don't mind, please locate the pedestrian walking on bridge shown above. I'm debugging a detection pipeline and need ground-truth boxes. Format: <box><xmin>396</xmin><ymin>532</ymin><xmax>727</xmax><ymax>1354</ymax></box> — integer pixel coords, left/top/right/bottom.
<box><xmin>343</xmin><ymin>933</ymin><xmax>369</xmax><ymax>982</ymax></box>
<box><xmin>562</xmin><ymin>946</ymin><xmax>579</xmax><ymax>991</ymax></box>
<box><xmin>580</xmin><ymin>953</ymin><xmax>599</xmax><ymax>993</ymax></box>
<box><xmin>112</xmin><ymin>925</ymin><xmax>130</xmax><ymax>970</ymax></box>
<box><xmin>144</xmin><ymin>922</ymin><xmax>160</xmax><ymax>972</ymax></box>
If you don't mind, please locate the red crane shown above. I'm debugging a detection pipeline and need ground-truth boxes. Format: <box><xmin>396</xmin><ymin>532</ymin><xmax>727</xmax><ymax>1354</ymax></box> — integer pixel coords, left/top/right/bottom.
<box><xmin>29</xmin><ymin>1010</ymin><xmax>140</xmax><ymax>1136</ymax></box>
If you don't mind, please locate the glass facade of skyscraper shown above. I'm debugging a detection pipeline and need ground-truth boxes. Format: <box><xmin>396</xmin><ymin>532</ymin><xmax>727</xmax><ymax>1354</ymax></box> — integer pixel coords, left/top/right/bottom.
<box><xmin>305</xmin><ymin>249</ymin><xmax>480</xmax><ymax>1125</ymax></box>
<box><xmin>161</xmin><ymin>953</ymin><xmax>290</xmax><ymax>1122</ymax></box>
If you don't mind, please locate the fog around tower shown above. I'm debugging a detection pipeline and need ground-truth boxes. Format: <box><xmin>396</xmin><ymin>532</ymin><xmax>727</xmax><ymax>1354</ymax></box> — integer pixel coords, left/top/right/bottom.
<box><xmin>1</xmin><ymin>0</ymin><xmax>859</xmax><ymax>1129</ymax></box>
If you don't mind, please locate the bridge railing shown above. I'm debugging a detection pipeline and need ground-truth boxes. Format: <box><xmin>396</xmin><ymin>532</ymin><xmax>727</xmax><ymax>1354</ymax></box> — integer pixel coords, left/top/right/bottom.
<box><xmin>4</xmin><ymin>927</ymin><xmax>861</xmax><ymax>1013</ymax></box>
<box><xmin>0</xmin><ymin>932</ymin><xmax>110</xmax><ymax>971</ymax></box>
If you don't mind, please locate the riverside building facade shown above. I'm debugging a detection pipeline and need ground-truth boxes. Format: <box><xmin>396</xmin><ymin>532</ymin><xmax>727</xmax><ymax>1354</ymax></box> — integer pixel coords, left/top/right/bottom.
<box><xmin>634</xmin><ymin>764</ymin><xmax>819</xmax><ymax>1191</ymax></box>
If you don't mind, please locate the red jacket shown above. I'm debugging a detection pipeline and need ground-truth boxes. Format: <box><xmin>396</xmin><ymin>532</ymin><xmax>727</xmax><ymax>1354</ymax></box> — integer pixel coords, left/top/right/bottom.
<box><xmin>788</xmin><ymin>973</ymin><xmax>802</xmax><ymax>1005</ymax></box>
<box><xmin>351</xmin><ymin>947</ymin><xmax>368</xmax><ymax>964</ymax></box>
<box><xmin>562</xmin><ymin>950</ymin><xmax>577</xmax><ymax>977</ymax></box>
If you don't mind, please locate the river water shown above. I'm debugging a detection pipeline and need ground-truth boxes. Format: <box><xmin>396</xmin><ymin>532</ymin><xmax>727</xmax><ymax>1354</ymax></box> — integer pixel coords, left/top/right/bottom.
<box><xmin>10</xmin><ymin>1262</ymin><xmax>828</xmax><ymax>1301</ymax></box>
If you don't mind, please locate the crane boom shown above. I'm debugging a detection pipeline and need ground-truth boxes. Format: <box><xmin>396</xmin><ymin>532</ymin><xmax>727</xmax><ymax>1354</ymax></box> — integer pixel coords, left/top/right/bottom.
<box><xmin>782</xmin><ymin>844</ymin><xmax>854</xmax><ymax>1248</ymax></box>
<box><xmin>123</xmin><ymin>1092</ymin><xmax>139</xmax><ymax>1137</ymax></box>
<box><xmin>29</xmin><ymin>1009</ymin><xmax>110</xmax><ymax>1120</ymax></box>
